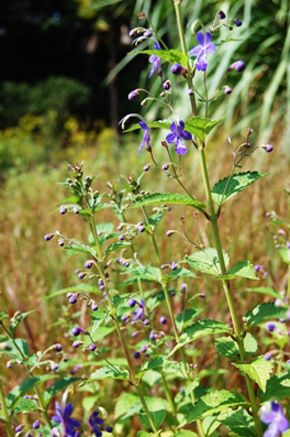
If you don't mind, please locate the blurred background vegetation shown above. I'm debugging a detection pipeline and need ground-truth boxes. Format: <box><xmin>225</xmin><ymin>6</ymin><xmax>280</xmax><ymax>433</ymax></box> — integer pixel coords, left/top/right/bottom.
<box><xmin>0</xmin><ymin>0</ymin><xmax>289</xmax><ymax>400</ymax></box>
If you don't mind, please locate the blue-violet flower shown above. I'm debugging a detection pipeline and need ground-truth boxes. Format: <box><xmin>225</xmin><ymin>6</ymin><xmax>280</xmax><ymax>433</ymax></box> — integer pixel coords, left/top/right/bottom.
<box><xmin>189</xmin><ymin>32</ymin><xmax>216</xmax><ymax>71</ymax></box>
<box><xmin>165</xmin><ymin>121</ymin><xmax>192</xmax><ymax>155</ymax></box>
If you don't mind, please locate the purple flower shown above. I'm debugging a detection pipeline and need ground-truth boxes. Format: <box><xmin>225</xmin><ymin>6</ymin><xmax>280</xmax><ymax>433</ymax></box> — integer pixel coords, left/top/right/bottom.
<box><xmin>166</xmin><ymin>121</ymin><xmax>192</xmax><ymax>155</ymax></box>
<box><xmin>260</xmin><ymin>401</ymin><xmax>289</xmax><ymax>437</ymax></box>
<box><xmin>228</xmin><ymin>60</ymin><xmax>246</xmax><ymax>72</ymax></box>
<box><xmin>189</xmin><ymin>32</ymin><xmax>216</xmax><ymax>71</ymax></box>
<box><xmin>138</xmin><ymin>121</ymin><xmax>151</xmax><ymax>154</ymax></box>
<box><xmin>149</xmin><ymin>41</ymin><xmax>162</xmax><ymax>78</ymax></box>
<box><xmin>88</xmin><ymin>411</ymin><xmax>104</xmax><ymax>437</ymax></box>
<box><xmin>132</xmin><ymin>300</ymin><xmax>145</xmax><ymax>322</ymax></box>
<box><xmin>52</xmin><ymin>402</ymin><xmax>81</xmax><ymax>437</ymax></box>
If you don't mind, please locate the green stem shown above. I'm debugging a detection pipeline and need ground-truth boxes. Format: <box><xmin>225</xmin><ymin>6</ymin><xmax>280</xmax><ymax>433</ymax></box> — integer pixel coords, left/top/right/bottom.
<box><xmin>0</xmin><ymin>322</ymin><xmax>52</xmax><ymax>429</ymax></box>
<box><xmin>161</xmin><ymin>372</ymin><xmax>177</xmax><ymax>416</ymax></box>
<box><xmin>141</xmin><ymin>207</ymin><xmax>161</xmax><ymax>264</ymax></box>
<box><xmin>173</xmin><ymin>0</ymin><xmax>197</xmax><ymax>115</ymax></box>
<box><xmin>199</xmin><ymin>148</ymin><xmax>263</xmax><ymax>436</ymax></box>
<box><xmin>0</xmin><ymin>381</ymin><xmax>14</xmax><ymax>437</ymax></box>
<box><xmin>89</xmin><ymin>216</ymin><xmax>159</xmax><ymax>435</ymax></box>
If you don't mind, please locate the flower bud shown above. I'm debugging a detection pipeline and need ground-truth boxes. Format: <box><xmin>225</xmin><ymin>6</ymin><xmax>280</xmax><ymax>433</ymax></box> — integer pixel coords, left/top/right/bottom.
<box><xmin>234</xmin><ymin>18</ymin><xmax>242</xmax><ymax>27</ymax></box>
<box><xmin>159</xmin><ymin>316</ymin><xmax>167</xmax><ymax>325</ymax></box>
<box><xmin>84</xmin><ymin>259</ymin><xmax>94</xmax><ymax>269</ymax></box>
<box><xmin>89</xmin><ymin>343</ymin><xmax>97</xmax><ymax>352</ymax></box>
<box><xmin>163</xmin><ymin>80</ymin><xmax>171</xmax><ymax>91</ymax></box>
<box><xmin>143</xmin><ymin>164</ymin><xmax>150</xmax><ymax>172</ymax></box>
<box><xmin>171</xmin><ymin>63</ymin><xmax>183</xmax><ymax>75</ymax></box>
<box><xmin>218</xmin><ymin>10</ymin><xmax>226</xmax><ymax>19</ymax></box>
<box><xmin>162</xmin><ymin>163</ymin><xmax>169</xmax><ymax>171</ymax></box>
<box><xmin>44</xmin><ymin>233</ymin><xmax>55</xmax><ymax>241</ymax></box>
<box><xmin>59</xmin><ymin>206</ymin><xmax>67</xmax><ymax>215</ymax></box>
<box><xmin>134</xmin><ymin>351</ymin><xmax>140</xmax><ymax>359</ymax></box>
<box><xmin>262</xmin><ymin>144</ymin><xmax>273</xmax><ymax>153</ymax></box>
<box><xmin>228</xmin><ymin>60</ymin><xmax>246</xmax><ymax>72</ymax></box>
<box><xmin>128</xmin><ymin>89</ymin><xmax>139</xmax><ymax>101</ymax></box>
<box><xmin>54</xmin><ymin>343</ymin><xmax>62</xmax><ymax>352</ymax></box>
<box><xmin>166</xmin><ymin>229</ymin><xmax>175</xmax><ymax>237</ymax></box>
<box><xmin>224</xmin><ymin>85</ymin><xmax>232</xmax><ymax>95</ymax></box>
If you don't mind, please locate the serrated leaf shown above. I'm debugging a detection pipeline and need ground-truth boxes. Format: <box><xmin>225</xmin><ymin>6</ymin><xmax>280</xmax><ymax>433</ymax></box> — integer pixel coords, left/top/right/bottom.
<box><xmin>223</xmin><ymin>261</ymin><xmax>258</xmax><ymax>280</ymax></box>
<box><xmin>181</xmin><ymin>390</ymin><xmax>247</xmax><ymax>423</ymax></box>
<box><xmin>44</xmin><ymin>377</ymin><xmax>78</xmax><ymax>404</ymax></box>
<box><xmin>235</xmin><ymin>358</ymin><xmax>273</xmax><ymax>392</ymax></box>
<box><xmin>243</xmin><ymin>333</ymin><xmax>258</xmax><ymax>355</ymax></box>
<box><xmin>184</xmin><ymin>117</ymin><xmax>221</xmax><ymax>141</ymax></box>
<box><xmin>12</xmin><ymin>398</ymin><xmax>38</xmax><ymax>414</ymax></box>
<box><xmin>132</xmin><ymin>49</ymin><xmax>188</xmax><ymax>67</ymax></box>
<box><xmin>91</xmin><ymin>366</ymin><xmax>129</xmax><ymax>381</ymax></box>
<box><xmin>140</xmin><ymin>397</ymin><xmax>168</xmax><ymax>429</ymax></box>
<box><xmin>186</xmin><ymin>248</ymin><xmax>229</xmax><ymax>276</ymax></box>
<box><xmin>115</xmin><ymin>392</ymin><xmax>139</xmax><ymax>419</ymax></box>
<box><xmin>166</xmin><ymin>267</ymin><xmax>197</xmax><ymax>281</ymax></box>
<box><xmin>124</xmin><ymin>264</ymin><xmax>163</xmax><ymax>283</ymax></box>
<box><xmin>259</xmin><ymin>371</ymin><xmax>290</xmax><ymax>401</ymax></box>
<box><xmin>130</xmin><ymin>192</ymin><xmax>206</xmax><ymax>212</ymax></box>
<box><xmin>169</xmin><ymin>319</ymin><xmax>229</xmax><ymax>356</ymax></box>
<box><xmin>212</xmin><ymin>171</ymin><xmax>266</xmax><ymax>205</ymax></box>
<box><xmin>244</xmin><ymin>287</ymin><xmax>281</xmax><ymax>299</ymax></box>
<box><xmin>218</xmin><ymin>408</ymin><xmax>256</xmax><ymax>437</ymax></box>
<box><xmin>215</xmin><ymin>336</ymin><xmax>239</xmax><ymax>359</ymax></box>
<box><xmin>176</xmin><ymin>308</ymin><xmax>202</xmax><ymax>331</ymax></box>
<box><xmin>245</xmin><ymin>302</ymin><xmax>288</xmax><ymax>326</ymax></box>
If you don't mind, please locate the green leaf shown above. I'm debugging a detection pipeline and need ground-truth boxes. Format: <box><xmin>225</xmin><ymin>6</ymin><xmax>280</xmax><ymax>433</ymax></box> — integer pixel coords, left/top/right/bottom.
<box><xmin>215</xmin><ymin>333</ymin><xmax>257</xmax><ymax>360</ymax></box>
<box><xmin>133</xmin><ymin>49</ymin><xmax>188</xmax><ymax>67</ymax></box>
<box><xmin>211</xmin><ymin>171</ymin><xmax>266</xmax><ymax>206</ymax></box>
<box><xmin>245</xmin><ymin>302</ymin><xmax>288</xmax><ymax>326</ymax></box>
<box><xmin>260</xmin><ymin>371</ymin><xmax>290</xmax><ymax>402</ymax></box>
<box><xmin>278</xmin><ymin>247</ymin><xmax>290</xmax><ymax>264</ymax></box>
<box><xmin>44</xmin><ymin>377</ymin><xmax>78</xmax><ymax>404</ymax></box>
<box><xmin>91</xmin><ymin>366</ymin><xmax>129</xmax><ymax>381</ymax></box>
<box><xmin>175</xmin><ymin>308</ymin><xmax>202</xmax><ymax>331</ymax></box>
<box><xmin>215</xmin><ymin>336</ymin><xmax>239</xmax><ymax>359</ymax></box>
<box><xmin>181</xmin><ymin>390</ymin><xmax>247</xmax><ymax>423</ymax></box>
<box><xmin>169</xmin><ymin>319</ymin><xmax>229</xmax><ymax>356</ymax></box>
<box><xmin>91</xmin><ymin>326</ymin><xmax>115</xmax><ymax>342</ymax></box>
<box><xmin>243</xmin><ymin>333</ymin><xmax>258</xmax><ymax>355</ymax></box>
<box><xmin>184</xmin><ymin>117</ymin><xmax>221</xmax><ymax>141</ymax></box>
<box><xmin>0</xmin><ymin>312</ymin><xmax>8</xmax><ymax>322</ymax></box>
<box><xmin>223</xmin><ymin>261</ymin><xmax>258</xmax><ymax>280</ymax></box>
<box><xmin>7</xmin><ymin>375</ymin><xmax>53</xmax><ymax>408</ymax></box>
<box><xmin>174</xmin><ymin>432</ymin><xmax>198</xmax><ymax>437</ymax></box>
<box><xmin>12</xmin><ymin>398</ymin><xmax>38</xmax><ymax>414</ymax></box>
<box><xmin>235</xmin><ymin>358</ymin><xmax>273</xmax><ymax>392</ymax></box>
<box><xmin>130</xmin><ymin>192</ymin><xmax>206</xmax><ymax>212</ymax></box>
<box><xmin>10</xmin><ymin>311</ymin><xmax>35</xmax><ymax>335</ymax></box>
<box><xmin>124</xmin><ymin>119</ymin><xmax>171</xmax><ymax>133</ymax></box>
<box><xmin>124</xmin><ymin>264</ymin><xmax>163</xmax><ymax>283</ymax></box>
<box><xmin>46</xmin><ymin>283</ymin><xmax>101</xmax><ymax>300</ymax></box>
<box><xmin>244</xmin><ymin>287</ymin><xmax>281</xmax><ymax>299</ymax></box>
<box><xmin>166</xmin><ymin>267</ymin><xmax>197</xmax><ymax>281</ymax></box>
<box><xmin>115</xmin><ymin>392</ymin><xmax>139</xmax><ymax>419</ymax></box>
<box><xmin>140</xmin><ymin>397</ymin><xmax>168</xmax><ymax>429</ymax></box>
<box><xmin>186</xmin><ymin>248</ymin><xmax>229</xmax><ymax>277</ymax></box>
<box><xmin>218</xmin><ymin>408</ymin><xmax>256</xmax><ymax>437</ymax></box>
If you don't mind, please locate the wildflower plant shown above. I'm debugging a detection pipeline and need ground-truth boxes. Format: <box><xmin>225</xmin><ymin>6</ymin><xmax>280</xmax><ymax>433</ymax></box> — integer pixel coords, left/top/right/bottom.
<box><xmin>0</xmin><ymin>2</ymin><xmax>290</xmax><ymax>437</ymax></box>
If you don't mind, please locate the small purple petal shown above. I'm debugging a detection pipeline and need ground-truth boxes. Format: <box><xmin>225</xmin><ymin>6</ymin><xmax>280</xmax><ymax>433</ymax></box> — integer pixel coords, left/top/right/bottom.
<box><xmin>166</xmin><ymin>132</ymin><xmax>176</xmax><ymax>144</ymax></box>
<box><xmin>196</xmin><ymin>31</ymin><xmax>205</xmax><ymax>45</ymax></box>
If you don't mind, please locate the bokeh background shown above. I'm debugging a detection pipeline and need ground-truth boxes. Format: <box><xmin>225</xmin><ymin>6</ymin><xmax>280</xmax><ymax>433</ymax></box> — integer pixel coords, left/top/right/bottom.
<box><xmin>0</xmin><ymin>0</ymin><xmax>289</xmax><ymax>416</ymax></box>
